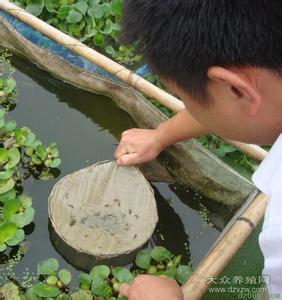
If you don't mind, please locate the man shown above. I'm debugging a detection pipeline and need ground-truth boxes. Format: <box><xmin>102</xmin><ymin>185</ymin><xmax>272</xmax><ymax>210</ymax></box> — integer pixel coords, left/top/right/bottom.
<box><xmin>115</xmin><ymin>1</ymin><xmax>282</xmax><ymax>299</ymax></box>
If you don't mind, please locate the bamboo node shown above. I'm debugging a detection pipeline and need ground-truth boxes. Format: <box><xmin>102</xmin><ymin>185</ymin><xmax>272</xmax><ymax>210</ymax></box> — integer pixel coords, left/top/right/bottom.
<box><xmin>237</xmin><ymin>216</ymin><xmax>255</xmax><ymax>229</ymax></box>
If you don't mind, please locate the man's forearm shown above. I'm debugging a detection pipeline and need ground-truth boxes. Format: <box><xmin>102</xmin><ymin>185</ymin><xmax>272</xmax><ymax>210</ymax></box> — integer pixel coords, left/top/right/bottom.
<box><xmin>155</xmin><ymin>109</ymin><xmax>209</xmax><ymax>149</ymax></box>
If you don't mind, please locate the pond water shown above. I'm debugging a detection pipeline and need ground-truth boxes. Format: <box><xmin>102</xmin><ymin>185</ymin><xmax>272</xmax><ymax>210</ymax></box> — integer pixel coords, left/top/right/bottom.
<box><xmin>0</xmin><ymin>54</ymin><xmax>233</xmax><ymax>287</ymax></box>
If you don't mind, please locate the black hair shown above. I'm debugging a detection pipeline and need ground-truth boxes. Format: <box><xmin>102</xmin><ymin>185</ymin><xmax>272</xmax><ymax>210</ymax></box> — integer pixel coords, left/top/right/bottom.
<box><xmin>121</xmin><ymin>0</ymin><xmax>282</xmax><ymax>102</ymax></box>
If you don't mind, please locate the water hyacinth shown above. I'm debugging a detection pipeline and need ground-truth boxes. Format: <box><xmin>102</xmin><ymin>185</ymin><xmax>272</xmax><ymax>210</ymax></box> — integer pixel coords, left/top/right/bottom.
<box><xmin>0</xmin><ymin>246</ymin><xmax>191</xmax><ymax>299</ymax></box>
<box><xmin>12</xmin><ymin>0</ymin><xmax>141</xmax><ymax>65</ymax></box>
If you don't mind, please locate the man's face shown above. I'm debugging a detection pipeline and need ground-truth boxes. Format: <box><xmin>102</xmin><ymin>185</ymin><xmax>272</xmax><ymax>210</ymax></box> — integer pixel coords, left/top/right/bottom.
<box><xmin>164</xmin><ymin>69</ymin><xmax>282</xmax><ymax>145</ymax></box>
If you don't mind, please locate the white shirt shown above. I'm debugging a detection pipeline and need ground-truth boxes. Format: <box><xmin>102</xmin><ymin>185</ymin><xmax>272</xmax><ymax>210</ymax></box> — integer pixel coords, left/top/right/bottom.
<box><xmin>253</xmin><ymin>134</ymin><xmax>282</xmax><ymax>297</ymax></box>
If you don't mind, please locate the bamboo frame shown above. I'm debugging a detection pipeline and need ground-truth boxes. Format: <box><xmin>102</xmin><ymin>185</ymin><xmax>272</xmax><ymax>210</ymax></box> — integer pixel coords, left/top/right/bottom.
<box><xmin>182</xmin><ymin>193</ymin><xmax>268</xmax><ymax>299</ymax></box>
<box><xmin>0</xmin><ymin>0</ymin><xmax>268</xmax><ymax>162</ymax></box>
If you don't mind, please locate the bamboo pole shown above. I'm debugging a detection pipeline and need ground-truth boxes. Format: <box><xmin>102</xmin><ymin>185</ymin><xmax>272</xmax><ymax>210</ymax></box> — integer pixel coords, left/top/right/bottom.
<box><xmin>0</xmin><ymin>1</ymin><xmax>268</xmax><ymax>162</ymax></box>
<box><xmin>225</xmin><ymin>140</ymin><xmax>268</xmax><ymax>161</ymax></box>
<box><xmin>182</xmin><ymin>192</ymin><xmax>269</xmax><ymax>299</ymax></box>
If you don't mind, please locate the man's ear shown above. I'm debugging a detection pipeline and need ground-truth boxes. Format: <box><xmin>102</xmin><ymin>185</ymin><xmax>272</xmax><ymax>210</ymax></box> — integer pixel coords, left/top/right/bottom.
<box><xmin>207</xmin><ymin>66</ymin><xmax>262</xmax><ymax>116</ymax></box>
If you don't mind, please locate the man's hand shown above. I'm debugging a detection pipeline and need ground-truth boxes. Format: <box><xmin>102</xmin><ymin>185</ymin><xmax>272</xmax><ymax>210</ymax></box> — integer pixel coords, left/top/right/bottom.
<box><xmin>115</xmin><ymin>128</ymin><xmax>164</xmax><ymax>165</ymax></box>
<box><xmin>120</xmin><ymin>275</ymin><xmax>184</xmax><ymax>300</ymax></box>
<box><xmin>115</xmin><ymin>110</ymin><xmax>209</xmax><ymax>166</ymax></box>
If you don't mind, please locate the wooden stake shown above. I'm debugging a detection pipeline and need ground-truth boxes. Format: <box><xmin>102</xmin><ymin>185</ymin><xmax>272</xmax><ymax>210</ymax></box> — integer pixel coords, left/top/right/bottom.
<box><xmin>0</xmin><ymin>1</ymin><xmax>268</xmax><ymax>162</ymax></box>
<box><xmin>181</xmin><ymin>193</ymin><xmax>268</xmax><ymax>299</ymax></box>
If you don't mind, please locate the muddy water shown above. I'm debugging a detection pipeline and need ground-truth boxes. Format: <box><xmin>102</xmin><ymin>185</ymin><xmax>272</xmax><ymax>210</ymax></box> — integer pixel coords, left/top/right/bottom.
<box><xmin>0</xmin><ymin>55</ymin><xmax>233</xmax><ymax>286</ymax></box>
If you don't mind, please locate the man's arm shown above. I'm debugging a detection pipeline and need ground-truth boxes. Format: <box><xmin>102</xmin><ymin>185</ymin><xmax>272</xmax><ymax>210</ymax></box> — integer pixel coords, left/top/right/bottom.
<box><xmin>115</xmin><ymin>109</ymin><xmax>209</xmax><ymax>165</ymax></box>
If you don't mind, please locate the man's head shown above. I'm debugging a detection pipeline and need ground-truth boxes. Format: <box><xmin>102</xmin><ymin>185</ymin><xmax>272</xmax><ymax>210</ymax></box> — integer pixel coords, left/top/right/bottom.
<box><xmin>121</xmin><ymin>0</ymin><xmax>282</xmax><ymax>144</ymax></box>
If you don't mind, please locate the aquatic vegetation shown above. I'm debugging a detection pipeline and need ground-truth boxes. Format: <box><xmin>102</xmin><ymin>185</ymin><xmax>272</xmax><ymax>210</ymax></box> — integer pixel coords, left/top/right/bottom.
<box><xmin>0</xmin><ymin>78</ymin><xmax>16</xmax><ymax>100</ymax></box>
<box><xmin>0</xmin><ymin>111</ymin><xmax>60</xmax><ymax>251</ymax></box>
<box><xmin>0</xmin><ymin>110</ymin><xmax>61</xmax><ymax>180</ymax></box>
<box><xmin>197</xmin><ymin>135</ymin><xmax>259</xmax><ymax>180</ymax></box>
<box><xmin>0</xmin><ymin>246</ymin><xmax>192</xmax><ymax>299</ymax></box>
<box><xmin>0</xmin><ymin>52</ymin><xmax>17</xmax><ymax>110</ymax></box>
<box><xmin>0</xmin><ymin>53</ymin><xmax>62</xmax><ymax>254</ymax></box>
<box><xmin>12</xmin><ymin>0</ymin><xmax>141</xmax><ymax>65</ymax></box>
<box><xmin>0</xmin><ymin>193</ymin><xmax>34</xmax><ymax>252</ymax></box>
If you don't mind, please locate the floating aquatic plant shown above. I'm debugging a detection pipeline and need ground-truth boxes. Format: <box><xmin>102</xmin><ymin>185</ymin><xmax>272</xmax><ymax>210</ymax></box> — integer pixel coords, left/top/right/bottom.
<box><xmin>0</xmin><ymin>193</ymin><xmax>34</xmax><ymax>252</ymax></box>
<box><xmin>12</xmin><ymin>0</ymin><xmax>141</xmax><ymax>65</ymax></box>
<box><xmin>0</xmin><ymin>109</ymin><xmax>61</xmax><ymax>180</ymax></box>
<box><xmin>0</xmin><ymin>52</ymin><xmax>17</xmax><ymax>110</ymax></box>
<box><xmin>0</xmin><ymin>246</ymin><xmax>192</xmax><ymax>299</ymax></box>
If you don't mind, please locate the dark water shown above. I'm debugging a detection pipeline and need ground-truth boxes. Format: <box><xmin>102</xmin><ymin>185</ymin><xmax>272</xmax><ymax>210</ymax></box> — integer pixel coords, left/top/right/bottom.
<box><xmin>0</xmin><ymin>55</ymin><xmax>233</xmax><ymax>286</ymax></box>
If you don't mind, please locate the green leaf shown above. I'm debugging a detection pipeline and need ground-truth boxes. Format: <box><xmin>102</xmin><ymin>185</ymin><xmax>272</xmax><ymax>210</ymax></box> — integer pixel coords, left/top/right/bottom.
<box><xmin>112</xmin><ymin>0</ymin><xmax>122</xmax><ymax>16</ymax></box>
<box><xmin>88</xmin><ymin>0</ymin><xmax>99</xmax><ymax>8</ymax></box>
<box><xmin>211</xmin><ymin>148</ymin><xmax>228</xmax><ymax>158</ymax></box>
<box><xmin>150</xmin><ymin>246</ymin><xmax>172</xmax><ymax>262</ymax></box>
<box><xmin>0</xmin><ymin>189</ymin><xmax>16</xmax><ymax>204</ymax></box>
<box><xmin>25</xmin><ymin>0</ymin><xmax>44</xmax><ymax>16</ymax></box>
<box><xmin>112</xmin><ymin>267</ymin><xmax>133</xmax><ymax>284</ymax></box>
<box><xmin>4</xmin><ymin>78</ymin><xmax>16</xmax><ymax>94</ymax></box>
<box><xmin>24</xmin><ymin>288</ymin><xmax>39</xmax><ymax>300</ymax></box>
<box><xmin>25</xmin><ymin>147</ymin><xmax>34</xmax><ymax>157</ymax></box>
<box><xmin>56</xmin><ymin>294</ymin><xmax>68</xmax><ymax>300</ymax></box>
<box><xmin>88</xmin><ymin>4</ymin><xmax>104</xmax><ymax>19</ymax></box>
<box><xmin>6</xmin><ymin>229</ymin><xmax>25</xmax><ymax>246</ymax></box>
<box><xmin>73</xmin><ymin>2</ymin><xmax>88</xmax><ymax>14</ymax></box>
<box><xmin>32</xmin><ymin>283</ymin><xmax>60</xmax><ymax>298</ymax></box>
<box><xmin>0</xmin><ymin>148</ymin><xmax>9</xmax><ymax>165</ymax></box>
<box><xmin>57</xmin><ymin>5</ymin><xmax>72</xmax><ymax>20</ymax></box>
<box><xmin>3</xmin><ymin>199</ymin><xmax>22</xmax><ymax>222</ymax></box>
<box><xmin>0</xmin><ymin>243</ymin><xmax>7</xmax><ymax>252</ymax></box>
<box><xmin>19</xmin><ymin>195</ymin><xmax>32</xmax><ymax>208</ymax></box>
<box><xmin>32</xmin><ymin>140</ymin><xmax>42</xmax><ymax>150</ymax></box>
<box><xmin>66</xmin><ymin>9</ymin><xmax>83</xmax><ymax>23</ymax></box>
<box><xmin>0</xmin><ymin>168</ymin><xmax>14</xmax><ymax>180</ymax></box>
<box><xmin>105</xmin><ymin>45</ymin><xmax>116</xmax><ymax>56</ymax></box>
<box><xmin>0</xmin><ymin>178</ymin><xmax>15</xmax><ymax>195</ymax></box>
<box><xmin>46</xmin><ymin>275</ymin><xmax>58</xmax><ymax>286</ymax></box>
<box><xmin>23</xmin><ymin>131</ymin><xmax>36</xmax><ymax>147</ymax></box>
<box><xmin>37</xmin><ymin>258</ymin><xmax>59</xmax><ymax>275</ymax></box>
<box><xmin>167</xmin><ymin>255</ymin><xmax>182</xmax><ymax>269</ymax></box>
<box><xmin>159</xmin><ymin>267</ymin><xmax>177</xmax><ymax>278</ymax></box>
<box><xmin>100</xmin><ymin>3</ymin><xmax>111</xmax><ymax>17</ymax></box>
<box><xmin>70</xmin><ymin>289</ymin><xmax>93</xmax><ymax>300</ymax></box>
<box><xmin>4</xmin><ymin>120</ymin><xmax>17</xmax><ymax>132</ymax></box>
<box><xmin>5</xmin><ymin>203</ymin><xmax>34</xmax><ymax>229</ymax></box>
<box><xmin>47</xmin><ymin>144</ymin><xmax>59</xmax><ymax>158</ymax></box>
<box><xmin>14</xmin><ymin>128</ymin><xmax>25</xmax><ymax>146</ymax></box>
<box><xmin>101</xmin><ymin>19</ymin><xmax>114</xmax><ymax>35</ymax></box>
<box><xmin>135</xmin><ymin>249</ymin><xmax>151</xmax><ymax>269</ymax></box>
<box><xmin>0</xmin><ymin>223</ymin><xmax>17</xmax><ymax>245</ymax></box>
<box><xmin>58</xmin><ymin>269</ymin><xmax>72</xmax><ymax>285</ymax></box>
<box><xmin>1</xmin><ymin>282</ymin><xmax>21</xmax><ymax>300</ymax></box>
<box><xmin>45</xmin><ymin>158</ymin><xmax>61</xmax><ymax>168</ymax></box>
<box><xmin>32</xmin><ymin>154</ymin><xmax>42</xmax><ymax>165</ymax></box>
<box><xmin>5</xmin><ymin>148</ymin><xmax>21</xmax><ymax>170</ymax></box>
<box><xmin>90</xmin><ymin>265</ymin><xmax>110</xmax><ymax>281</ymax></box>
<box><xmin>93</xmin><ymin>32</ymin><xmax>105</xmax><ymax>46</ymax></box>
<box><xmin>78</xmin><ymin>273</ymin><xmax>91</xmax><ymax>290</ymax></box>
<box><xmin>221</xmin><ymin>144</ymin><xmax>237</xmax><ymax>154</ymax></box>
<box><xmin>20</xmin><ymin>207</ymin><xmax>35</xmax><ymax>227</ymax></box>
<box><xmin>80</xmin><ymin>28</ymin><xmax>98</xmax><ymax>42</ymax></box>
<box><xmin>36</xmin><ymin>144</ymin><xmax>46</xmax><ymax>160</ymax></box>
<box><xmin>176</xmin><ymin>265</ymin><xmax>192</xmax><ymax>285</ymax></box>
<box><xmin>0</xmin><ymin>109</ymin><xmax>5</xmax><ymax>118</ymax></box>
<box><xmin>91</xmin><ymin>281</ymin><xmax>112</xmax><ymax>297</ymax></box>
<box><xmin>0</xmin><ymin>119</ymin><xmax>5</xmax><ymax>129</ymax></box>
<box><xmin>45</xmin><ymin>0</ymin><xmax>59</xmax><ymax>13</ymax></box>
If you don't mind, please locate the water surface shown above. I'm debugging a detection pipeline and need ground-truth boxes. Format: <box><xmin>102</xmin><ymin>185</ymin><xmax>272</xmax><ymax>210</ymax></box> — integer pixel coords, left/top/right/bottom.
<box><xmin>0</xmin><ymin>55</ymin><xmax>232</xmax><ymax>286</ymax></box>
